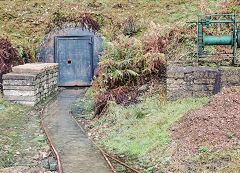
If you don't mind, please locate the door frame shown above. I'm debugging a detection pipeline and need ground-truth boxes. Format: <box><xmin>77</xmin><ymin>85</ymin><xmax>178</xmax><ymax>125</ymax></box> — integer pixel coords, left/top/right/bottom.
<box><xmin>54</xmin><ymin>35</ymin><xmax>94</xmax><ymax>86</ymax></box>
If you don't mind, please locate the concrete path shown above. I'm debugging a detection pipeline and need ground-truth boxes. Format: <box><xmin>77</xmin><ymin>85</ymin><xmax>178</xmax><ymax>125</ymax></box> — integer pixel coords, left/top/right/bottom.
<box><xmin>43</xmin><ymin>89</ymin><xmax>111</xmax><ymax>173</ymax></box>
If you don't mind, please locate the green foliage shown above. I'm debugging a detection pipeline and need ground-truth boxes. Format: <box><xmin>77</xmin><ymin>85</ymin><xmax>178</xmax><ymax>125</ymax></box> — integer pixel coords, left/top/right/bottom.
<box><xmin>0</xmin><ymin>93</ymin><xmax>30</xmax><ymax>168</ymax></box>
<box><xmin>86</xmin><ymin>94</ymin><xmax>209</xmax><ymax>169</ymax></box>
<box><xmin>123</xmin><ymin>17</ymin><xmax>144</xmax><ymax>37</ymax></box>
<box><xmin>46</xmin><ymin>11</ymin><xmax>100</xmax><ymax>34</ymax></box>
<box><xmin>227</xmin><ymin>132</ymin><xmax>235</xmax><ymax>139</ymax></box>
<box><xmin>34</xmin><ymin>136</ymin><xmax>45</xmax><ymax>142</ymax></box>
<box><xmin>72</xmin><ymin>92</ymin><xmax>95</xmax><ymax>119</ymax></box>
<box><xmin>199</xmin><ymin>146</ymin><xmax>209</xmax><ymax>153</ymax></box>
<box><xmin>1</xmin><ymin>147</ymin><xmax>16</xmax><ymax>167</ymax></box>
<box><xmin>187</xmin><ymin>147</ymin><xmax>240</xmax><ymax>172</ymax></box>
<box><xmin>85</xmin><ymin>87</ymin><xmax>94</xmax><ymax>96</ymax></box>
<box><xmin>134</xmin><ymin>110</ymin><xmax>145</xmax><ymax>119</ymax></box>
<box><xmin>93</xmin><ymin>35</ymin><xmax>166</xmax><ymax>90</ymax></box>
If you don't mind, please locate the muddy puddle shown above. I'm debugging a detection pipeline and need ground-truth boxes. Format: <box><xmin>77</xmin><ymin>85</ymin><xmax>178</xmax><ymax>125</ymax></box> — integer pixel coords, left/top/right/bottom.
<box><xmin>43</xmin><ymin>88</ymin><xmax>111</xmax><ymax>173</ymax></box>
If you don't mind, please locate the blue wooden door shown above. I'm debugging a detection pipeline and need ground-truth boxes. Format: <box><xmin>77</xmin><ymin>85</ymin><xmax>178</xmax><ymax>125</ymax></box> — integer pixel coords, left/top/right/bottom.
<box><xmin>55</xmin><ymin>36</ymin><xmax>93</xmax><ymax>86</ymax></box>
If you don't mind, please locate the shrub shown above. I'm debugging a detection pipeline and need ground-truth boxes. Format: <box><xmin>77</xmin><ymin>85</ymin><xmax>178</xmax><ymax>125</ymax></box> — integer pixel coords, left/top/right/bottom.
<box><xmin>141</xmin><ymin>22</ymin><xmax>169</xmax><ymax>53</ymax></box>
<box><xmin>93</xmin><ymin>35</ymin><xmax>166</xmax><ymax>90</ymax></box>
<box><xmin>199</xmin><ymin>146</ymin><xmax>209</xmax><ymax>153</ymax></box>
<box><xmin>0</xmin><ymin>38</ymin><xmax>33</xmax><ymax>90</ymax></box>
<box><xmin>0</xmin><ymin>38</ymin><xmax>19</xmax><ymax>75</ymax></box>
<box><xmin>123</xmin><ymin>17</ymin><xmax>144</xmax><ymax>37</ymax></box>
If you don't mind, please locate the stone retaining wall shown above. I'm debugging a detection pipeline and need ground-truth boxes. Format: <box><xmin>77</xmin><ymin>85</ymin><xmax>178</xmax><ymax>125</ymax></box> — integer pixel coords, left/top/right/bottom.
<box><xmin>167</xmin><ymin>65</ymin><xmax>240</xmax><ymax>100</ymax></box>
<box><xmin>3</xmin><ymin>63</ymin><xmax>58</xmax><ymax>106</ymax></box>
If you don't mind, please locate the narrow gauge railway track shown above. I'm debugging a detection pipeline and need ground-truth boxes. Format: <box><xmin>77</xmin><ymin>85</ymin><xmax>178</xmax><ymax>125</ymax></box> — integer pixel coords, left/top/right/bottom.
<box><xmin>39</xmin><ymin>89</ymin><xmax>141</xmax><ymax>173</ymax></box>
<box><xmin>39</xmin><ymin>93</ymin><xmax>63</xmax><ymax>173</ymax></box>
<box><xmin>69</xmin><ymin>111</ymin><xmax>141</xmax><ymax>173</ymax></box>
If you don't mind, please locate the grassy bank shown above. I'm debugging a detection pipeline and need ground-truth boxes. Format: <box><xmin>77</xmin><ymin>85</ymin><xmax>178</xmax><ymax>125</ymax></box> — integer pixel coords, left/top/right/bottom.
<box><xmin>72</xmin><ymin>90</ymin><xmax>210</xmax><ymax>172</ymax></box>
<box><xmin>73</xmin><ymin>89</ymin><xmax>240</xmax><ymax>172</ymax></box>
<box><xmin>0</xmin><ymin>93</ymin><xmax>49</xmax><ymax>169</ymax></box>
<box><xmin>0</xmin><ymin>93</ymin><xmax>31</xmax><ymax>168</ymax></box>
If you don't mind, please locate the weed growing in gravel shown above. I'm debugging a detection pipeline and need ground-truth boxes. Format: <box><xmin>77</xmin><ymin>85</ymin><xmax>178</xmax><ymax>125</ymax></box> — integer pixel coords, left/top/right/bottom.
<box><xmin>199</xmin><ymin>146</ymin><xmax>209</xmax><ymax>153</ymax></box>
<box><xmin>227</xmin><ymin>132</ymin><xmax>235</xmax><ymax>139</ymax></box>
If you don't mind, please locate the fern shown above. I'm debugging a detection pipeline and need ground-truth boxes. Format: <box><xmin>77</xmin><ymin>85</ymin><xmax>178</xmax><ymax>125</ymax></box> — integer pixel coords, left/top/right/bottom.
<box><xmin>126</xmin><ymin>69</ymin><xmax>139</xmax><ymax>76</ymax></box>
<box><xmin>93</xmin><ymin>35</ymin><xmax>166</xmax><ymax>90</ymax></box>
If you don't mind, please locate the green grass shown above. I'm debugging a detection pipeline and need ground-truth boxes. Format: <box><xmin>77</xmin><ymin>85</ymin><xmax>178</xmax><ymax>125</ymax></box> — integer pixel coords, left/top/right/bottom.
<box><xmin>184</xmin><ymin>147</ymin><xmax>240</xmax><ymax>172</ymax></box>
<box><xmin>0</xmin><ymin>0</ymin><xmax>234</xmax><ymax>56</ymax></box>
<box><xmin>74</xmin><ymin>91</ymin><xmax>240</xmax><ymax>172</ymax></box>
<box><xmin>0</xmin><ymin>91</ymin><xmax>57</xmax><ymax>169</ymax></box>
<box><xmin>0</xmin><ymin>93</ymin><xmax>30</xmax><ymax>168</ymax></box>
<box><xmin>100</xmin><ymin>96</ymin><xmax>208</xmax><ymax>165</ymax></box>
<box><xmin>74</xmin><ymin>92</ymin><xmax>209</xmax><ymax>171</ymax></box>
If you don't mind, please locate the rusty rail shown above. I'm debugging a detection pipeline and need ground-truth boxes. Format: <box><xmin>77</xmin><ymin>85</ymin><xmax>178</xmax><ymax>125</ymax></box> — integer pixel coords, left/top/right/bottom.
<box><xmin>69</xmin><ymin>111</ymin><xmax>142</xmax><ymax>173</ymax></box>
<box><xmin>39</xmin><ymin>91</ymin><xmax>141</xmax><ymax>173</ymax></box>
<box><xmin>39</xmin><ymin>93</ymin><xmax>63</xmax><ymax>173</ymax></box>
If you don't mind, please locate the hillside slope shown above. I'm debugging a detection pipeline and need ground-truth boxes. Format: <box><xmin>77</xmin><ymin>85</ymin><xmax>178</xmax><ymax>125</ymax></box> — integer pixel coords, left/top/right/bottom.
<box><xmin>1</xmin><ymin>0</ymin><xmax>237</xmax><ymax>56</ymax></box>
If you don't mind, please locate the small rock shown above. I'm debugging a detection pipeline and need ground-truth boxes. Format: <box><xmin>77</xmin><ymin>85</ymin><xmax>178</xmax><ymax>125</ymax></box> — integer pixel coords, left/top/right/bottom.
<box><xmin>31</xmin><ymin>160</ymin><xmax>38</xmax><ymax>166</ymax></box>
<box><xmin>33</xmin><ymin>154</ymin><xmax>39</xmax><ymax>160</ymax></box>
<box><xmin>146</xmin><ymin>113</ymin><xmax>151</xmax><ymax>117</ymax></box>
<box><xmin>39</xmin><ymin>151</ymin><xmax>48</xmax><ymax>160</ymax></box>
<box><xmin>4</xmin><ymin>145</ymin><xmax>10</xmax><ymax>151</ymax></box>
<box><xmin>49</xmin><ymin>158</ymin><xmax>57</xmax><ymax>171</ymax></box>
<box><xmin>39</xmin><ymin>159</ymin><xmax>50</xmax><ymax>170</ymax></box>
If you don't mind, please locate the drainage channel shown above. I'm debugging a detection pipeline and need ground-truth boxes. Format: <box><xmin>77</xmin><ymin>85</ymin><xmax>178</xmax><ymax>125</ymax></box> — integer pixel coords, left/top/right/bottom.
<box><xmin>42</xmin><ymin>88</ymin><xmax>111</xmax><ymax>173</ymax></box>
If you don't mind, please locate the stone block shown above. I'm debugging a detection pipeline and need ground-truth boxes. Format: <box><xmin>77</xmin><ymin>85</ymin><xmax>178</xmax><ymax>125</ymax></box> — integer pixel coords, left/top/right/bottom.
<box><xmin>15</xmin><ymin>101</ymin><xmax>36</xmax><ymax>106</ymax></box>
<box><xmin>167</xmin><ymin>72</ymin><xmax>185</xmax><ymax>78</ymax></box>
<box><xmin>2</xmin><ymin>73</ymin><xmax>36</xmax><ymax>80</ymax></box>
<box><xmin>3</xmin><ymin>85</ymin><xmax>35</xmax><ymax>91</ymax></box>
<box><xmin>3</xmin><ymin>90</ymin><xmax>36</xmax><ymax>96</ymax></box>
<box><xmin>3</xmin><ymin>80</ymin><xmax>35</xmax><ymax>86</ymax></box>
<box><xmin>4</xmin><ymin>95</ymin><xmax>37</xmax><ymax>102</ymax></box>
<box><xmin>166</xmin><ymin>65</ymin><xmax>240</xmax><ymax>101</ymax></box>
<box><xmin>184</xmin><ymin>73</ymin><xmax>195</xmax><ymax>82</ymax></box>
<box><xmin>3</xmin><ymin>63</ymin><xmax>58</xmax><ymax>106</ymax></box>
<box><xmin>167</xmin><ymin>78</ymin><xmax>185</xmax><ymax>85</ymax></box>
<box><xmin>186</xmin><ymin>84</ymin><xmax>214</xmax><ymax>92</ymax></box>
<box><xmin>12</xmin><ymin>63</ymin><xmax>58</xmax><ymax>73</ymax></box>
<box><xmin>193</xmin><ymin>70</ymin><xmax>218</xmax><ymax>79</ymax></box>
<box><xmin>167</xmin><ymin>84</ymin><xmax>187</xmax><ymax>91</ymax></box>
<box><xmin>194</xmin><ymin>78</ymin><xmax>216</xmax><ymax>85</ymax></box>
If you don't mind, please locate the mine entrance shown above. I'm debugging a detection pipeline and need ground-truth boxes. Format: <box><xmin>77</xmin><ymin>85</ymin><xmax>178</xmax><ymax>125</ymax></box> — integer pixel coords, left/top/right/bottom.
<box><xmin>54</xmin><ymin>36</ymin><xmax>94</xmax><ymax>86</ymax></box>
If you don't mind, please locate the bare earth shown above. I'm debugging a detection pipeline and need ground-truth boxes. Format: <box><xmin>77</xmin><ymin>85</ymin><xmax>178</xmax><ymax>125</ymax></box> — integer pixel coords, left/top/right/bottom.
<box><xmin>169</xmin><ymin>87</ymin><xmax>240</xmax><ymax>159</ymax></box>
